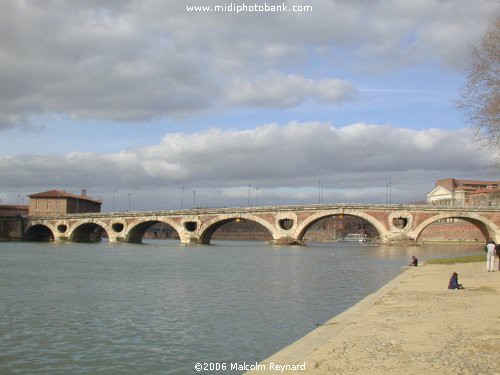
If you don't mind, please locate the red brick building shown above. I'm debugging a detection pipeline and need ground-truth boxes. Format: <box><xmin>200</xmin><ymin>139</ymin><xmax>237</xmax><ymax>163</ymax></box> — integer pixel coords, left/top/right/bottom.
<box><xmin>467</xmin><ymin>188</ymin><xmax>500</xmax><ymax>206</ymax></box>
<box><xmin>427</xmin><ymin>178</ymin><xmax>500</xmax><ymax>206</ymax></box>
<box><xmin>423</xmin><ymin>178</ymin><xmax>500</xmax><ymax>241</ymax></box>
<box><xmin>0</xmin><ymin>205</ymin><xmax>29</xmax><ymax>217</ymax></box>
<box><xmin>28</xmin><ymin>189</ymin><xmax>102</xmax><ymax>216</ymax></box>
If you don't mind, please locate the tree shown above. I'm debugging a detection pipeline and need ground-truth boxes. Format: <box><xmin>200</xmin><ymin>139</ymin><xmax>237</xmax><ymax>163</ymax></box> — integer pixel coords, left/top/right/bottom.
<box><xmin>456</xmin><ymin>16</ymin><xmax>500</xmax><ymax>149</ymax></box>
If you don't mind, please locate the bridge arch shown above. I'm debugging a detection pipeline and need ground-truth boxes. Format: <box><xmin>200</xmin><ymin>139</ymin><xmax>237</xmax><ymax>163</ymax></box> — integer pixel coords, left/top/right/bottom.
<box><xmin>69</xmin><ymin>219</ymin><xmax>111</xmax><ymax>242</ymax></box>
<box><xmin>295</xmin><ymin>209</ymin><xmax>387</xmax><ymax>241</ymax></box>
<box><xmin>125</xmin><ymin>218</ymin><xmax>183</xmax><ymax>243</ymax></box>
<box><xmin>411</xmin><ymin>212</ymin><xmax>499</xmax><ymax>242</ymax></box>
<box><xmin>25</xmin><ymin>223</ymin><xmax>56</xmax><ymax>241</ymax></box>
<box><xmin>198</xmin><ymin>214</ymin><xmax>276</xmax><ymax>245</ymax></box>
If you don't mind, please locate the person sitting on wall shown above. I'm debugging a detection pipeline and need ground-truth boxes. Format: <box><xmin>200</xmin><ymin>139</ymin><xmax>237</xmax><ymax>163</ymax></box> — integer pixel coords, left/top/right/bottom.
<box><xmin>448</xmin><ymin>272</ymin><xmax>464</xmax><ymax>290</ymax></box>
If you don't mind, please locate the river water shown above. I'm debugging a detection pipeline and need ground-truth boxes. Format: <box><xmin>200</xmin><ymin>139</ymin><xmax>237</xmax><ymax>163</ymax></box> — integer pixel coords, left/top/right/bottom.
<box><xmin>0</xmin><ymin>240</ymin><xmax>482</xmax><ymax>374</ymax></box>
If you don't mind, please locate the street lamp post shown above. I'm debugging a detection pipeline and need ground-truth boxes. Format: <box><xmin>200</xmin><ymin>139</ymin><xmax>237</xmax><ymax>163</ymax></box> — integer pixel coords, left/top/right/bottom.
<box><xmin>389</xmin><ymin>179</ymin><xmax>392</xmax><ymax>205</ymax></box>
<box><xmin>248</xmin><ymin>184</ymin><xmax>251</xmax><ymax>207</ymax></box>
<box><xmin>385</xmin><ymin>179</ymin><xmax>392</xmax><ymax>205</ymax></box>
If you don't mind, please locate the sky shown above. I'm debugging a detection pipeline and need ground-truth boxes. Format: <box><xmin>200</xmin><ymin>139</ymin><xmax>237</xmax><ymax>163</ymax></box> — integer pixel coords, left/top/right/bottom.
<box><xmin>0</xmin><ymin>0</ymin><xmax>499</xmax><ymax>211</ymax></box>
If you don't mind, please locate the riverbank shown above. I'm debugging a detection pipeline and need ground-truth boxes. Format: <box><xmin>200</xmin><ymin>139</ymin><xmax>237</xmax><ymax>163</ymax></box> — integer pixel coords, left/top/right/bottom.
<box><xmin>248</xmin><ymin>261</ymin><xmax>500</xmax><ymax>374</ymax></box>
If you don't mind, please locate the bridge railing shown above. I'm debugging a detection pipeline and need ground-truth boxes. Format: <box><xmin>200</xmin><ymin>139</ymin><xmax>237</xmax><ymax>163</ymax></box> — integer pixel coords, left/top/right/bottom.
<box><xmin>26</xmin><ymin>202</ymin><xmax>500</xmax><ymax>220</ymax></box>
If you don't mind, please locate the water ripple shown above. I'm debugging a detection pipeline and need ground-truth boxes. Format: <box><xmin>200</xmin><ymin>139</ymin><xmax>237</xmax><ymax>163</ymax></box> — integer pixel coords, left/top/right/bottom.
<box><xmin>0</xmin><ymin>241</ymin><xmax>481</xmax><ymax>374</ymax></box>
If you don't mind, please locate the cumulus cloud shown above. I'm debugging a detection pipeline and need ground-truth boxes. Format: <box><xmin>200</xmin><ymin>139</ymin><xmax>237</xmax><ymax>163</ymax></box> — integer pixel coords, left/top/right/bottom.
<box><xmin>224</xmin><ymin>74</ymin><xmax>356</xmax><ymax>108</ymax></box>
<box><xmin>0</xmin><ymin>0</ymin><xmax>498</xmax><ymax>129</ymax></box>
<box><xmin>0</xmin><ymin>122</ymin><xmax>494</xmax><ymax>209</ymax></box>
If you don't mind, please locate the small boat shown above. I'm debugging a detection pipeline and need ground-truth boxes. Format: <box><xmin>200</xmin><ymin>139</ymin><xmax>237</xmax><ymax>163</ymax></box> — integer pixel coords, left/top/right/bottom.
<box><xmin>342</xmin><ymin>233</ymin><xmax>368</xmax><ymax>242</ymax></box>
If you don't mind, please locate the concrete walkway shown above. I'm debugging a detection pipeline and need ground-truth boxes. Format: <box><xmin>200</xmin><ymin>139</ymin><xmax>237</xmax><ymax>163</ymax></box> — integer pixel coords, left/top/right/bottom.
<box><xmin>248</xmin><ymin>261</ymin><xmax>500</xmax><ymax>374</ymax></box>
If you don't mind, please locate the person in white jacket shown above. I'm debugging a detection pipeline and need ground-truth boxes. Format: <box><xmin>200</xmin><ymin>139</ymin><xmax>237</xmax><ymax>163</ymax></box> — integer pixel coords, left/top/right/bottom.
<box><xmin>486</xmin><ymin>239</ymin><xmax>496</xmax><ymax>272</ymax></box>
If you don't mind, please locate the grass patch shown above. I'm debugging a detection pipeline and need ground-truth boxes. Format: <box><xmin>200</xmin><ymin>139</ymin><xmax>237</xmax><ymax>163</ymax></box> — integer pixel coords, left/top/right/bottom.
<box><xmin>426</xmin><ymin>254</ymin><xmax>485</xmax><ymax>264</ymax></box>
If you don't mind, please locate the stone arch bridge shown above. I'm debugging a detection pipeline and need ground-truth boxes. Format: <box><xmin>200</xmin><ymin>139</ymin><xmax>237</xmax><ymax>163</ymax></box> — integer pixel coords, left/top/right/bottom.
<box><xmin>25</xmin><ymin>204</ymin><xmax>500</xmax><ymax>245</ymax></box>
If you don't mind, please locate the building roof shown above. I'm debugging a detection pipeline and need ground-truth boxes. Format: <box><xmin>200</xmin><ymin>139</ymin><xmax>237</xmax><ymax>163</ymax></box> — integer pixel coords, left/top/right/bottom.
<box><xmin>454</xmin><ymin>186</ymin><xmax>477</xmax><ymax>191</ymax></box>
<box><xmin>457</xmin><ymin>180</ymin><xmax>500</xmax><ymax>186</ymax></box>
<box><xmin>28</xmin><ymin>190</ymin><xmax>102</xmax><ymax>204</ymax></box>
<box><xmin>426</xmin><ymin>186</ymin><xmax>452</xmax><ymax>197</ymax></box>
<box><xmin>468</xmin><ymin>188</ymin><xmax>500</xmax><ymax>195</ymax></box>
<box><xmin>437</xmin><ymin>178</ymin><xmax>500</xmax><ymax>188</ymax></box>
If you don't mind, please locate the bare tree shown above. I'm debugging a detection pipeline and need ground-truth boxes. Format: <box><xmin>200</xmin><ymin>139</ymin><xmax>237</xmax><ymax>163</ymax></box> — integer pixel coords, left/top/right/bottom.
<box><xmin>456</xmin><ymin>16</ymin><xmax>500</xmax><ymax>149</ymax></box>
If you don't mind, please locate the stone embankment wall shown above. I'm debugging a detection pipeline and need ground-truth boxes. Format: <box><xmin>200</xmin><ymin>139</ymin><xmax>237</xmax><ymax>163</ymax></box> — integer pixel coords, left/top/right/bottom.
<box><xmin>0</xmin><ymin>217</ymin><xmax>25</xmax><ymax>240</ymax></box>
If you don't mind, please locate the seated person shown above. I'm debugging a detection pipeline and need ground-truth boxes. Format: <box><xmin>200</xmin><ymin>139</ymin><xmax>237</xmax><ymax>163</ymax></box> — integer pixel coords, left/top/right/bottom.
<box><xmin>410</xmin><ymin>256</ymin><xmax>418</xmax><ymax>266</ymax></box>
<box><xmin>448</xmin><ymin>272</ymin><xmax>463</xmax><ymax>289</ymax></box>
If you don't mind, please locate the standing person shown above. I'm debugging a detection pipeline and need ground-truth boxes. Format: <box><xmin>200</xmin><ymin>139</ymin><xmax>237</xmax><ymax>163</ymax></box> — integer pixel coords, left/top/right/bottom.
<box><xmin>486</xmin><ymin>238</ymin><xmax>496</xmax><ymax>272</ymax></box>
<box><xmin>497</xmin><ymin>243</ymin><xmax>500</xmax><ymax>271</ymax></box>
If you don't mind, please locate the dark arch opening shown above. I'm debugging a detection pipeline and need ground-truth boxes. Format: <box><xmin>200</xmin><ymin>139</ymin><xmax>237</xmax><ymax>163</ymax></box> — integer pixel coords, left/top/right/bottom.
<box><xmin>57</xmin><ymin>224</ymin><xmax>68</xmax><ymax>233</ymax></box>
<box><xmin>200</xmin><ymin>218</ymin><xmax>273</xmax><ymax>245</ymax></box>
<box><xmin>127</xmin><ymin>221</ymin><xmax>180</xmax><ymax>244</ymax></box>
<box><xmin>184</xmin><ymin>221</ymin><xmax>197</xmax><ymax>232</ymax></box>
<box><xmin>112</xmin><ymin>223</ymin><xmax>124</xmax><ymax>233</ymax></box>
<box><xmin>71</xmin><ymin>223</ymin><xmax>107</xmax><ymax>243</ymax></box>
<box><xmin>300</xmin><ymin>215</ymin><xmax>379</xmax><ymax>243</ymax></box>
<box><xmin>278</xmin><ymin>218</ymin><xmax>294</xmax><ymax>230</ymax></box>
<box><xmin>417</xmin><ymin>216</ymin><xmax>489</xmax><ymax>243</ymax></box>
<box><xmin>25</xmin><ymin>224</ymin><xmax>55</xmax><ymax>242</ymax></box>
<box><xmin>392</xmin><ymin>217</ymin><xmax>408</xmax><ymax>229</ymax></box>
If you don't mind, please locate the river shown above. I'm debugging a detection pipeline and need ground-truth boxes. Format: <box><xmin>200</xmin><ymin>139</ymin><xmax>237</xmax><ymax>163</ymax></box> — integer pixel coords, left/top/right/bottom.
<box><xmin>0</xmin><ymin>240</ymin><xmax>483</xmax><ymax>374</ymax></box>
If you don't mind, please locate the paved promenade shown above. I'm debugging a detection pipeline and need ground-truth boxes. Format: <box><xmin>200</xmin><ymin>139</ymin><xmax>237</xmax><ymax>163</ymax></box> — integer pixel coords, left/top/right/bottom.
<box><xmin>248</xmin><ymin>261</ymin><xmax>500</xmax><ymax>375</ymax></box>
